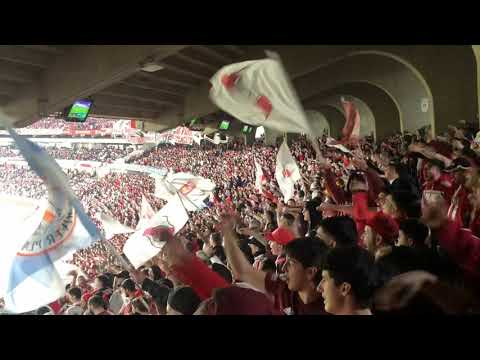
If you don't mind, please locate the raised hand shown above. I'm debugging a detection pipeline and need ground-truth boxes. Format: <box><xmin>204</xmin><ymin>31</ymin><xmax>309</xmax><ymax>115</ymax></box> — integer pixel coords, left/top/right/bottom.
<box><xmin>351</xmin><ymin>157</ymin><xmax>368</xmax><ymax>171</ymax></box>
<box><xmin>159</xmin><ymin>235</ymin><xmax>190</xmax><ymax>269</ymax></box>
<box><xmin>216</xmin><ymin>213</ymin><xmax>240</xmax><ymax>235</ymax></box>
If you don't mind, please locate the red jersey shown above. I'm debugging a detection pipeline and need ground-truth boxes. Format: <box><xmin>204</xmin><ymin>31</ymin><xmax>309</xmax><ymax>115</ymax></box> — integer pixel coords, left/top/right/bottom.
<box><xmin>434</xmin><ymin>220</ymin><xmax>480</xmax><ymax>281</ymax></box>
<box><xmin>49</xmin><ymin>300</ymin><xmax>62</xmax><ymax>315</ymax></box>
<box><xmin>264</xmin><ymin>272</ymin><xmax>327</xmax><ymax>315</ymax></box>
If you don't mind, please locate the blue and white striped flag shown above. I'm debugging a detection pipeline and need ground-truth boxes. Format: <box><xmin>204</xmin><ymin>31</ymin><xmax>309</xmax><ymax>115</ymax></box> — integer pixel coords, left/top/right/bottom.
<box><xmin>2</xmin><ymin>127</ymin><xmax>102</xmax><ymax>314</ymax></box>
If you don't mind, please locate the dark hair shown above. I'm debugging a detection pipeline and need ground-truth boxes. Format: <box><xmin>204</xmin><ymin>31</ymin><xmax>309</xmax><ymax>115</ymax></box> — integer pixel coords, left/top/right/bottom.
<box><xmin>239</xmin><ymin>240</ymin><xmax>255</xmax><ymax>264</ymax></box>
<box><xmin>210</xmin><ymin>232</ymin><xmax>223</xmax><ymax>247</ymax></box>
<box><xmin>121</xmin><ymin>278</ymin><xmax>136</xmax><ymax>293</ymax></box>
<box><xmin>158</xmin><ymin>278</ymin><xmax>174</xmax><ymax>289</ymax></box>
<box><xmin>150</xmin><ymin>265</ymin><xmax>162</xmax><ymax>281</ymax></box>
<box><xmin>212</xmin><ymin>263</ymin><xmax>233</xmax><ymax>283</ymax></box>
<box><xmin>167</xmin><ymin>286</ymin><xmax>201</xmax><ymax>315</ymax></box>
<box><xmin>213</xmin><ymin>245</ymin><xmax>227</xmax><ymax>263</ymax></box>
<box><xmin>399</xmin><ymin>219</ymin><xmax>429</xmax><ymax>247</ymax></box>
<box><xmin>103</xmin><ymin>273</ymin><xmax>114</xmax><ymax>288</ymax></box>
<box><xmin>319</xmin><ymin>216</ymin><xmax>358</xmax><ymax>247</ymax></box>
<box><xmin>88</xmin><ymin>295</ymin><xmax>107</xmax><ymax>310</ymax></box>
<box><xmin>265</xmin><ymin>210</ymin><xmax>277</xmax><ymax>227</ymax></box>
<box><xmin>261</xmin><ymin>258</ymin><xmax>276</xmax><ymax>272</ymax></box>
<box><xmin>304</xmin><ymin>200</ymin><xmax>322</xmax><ymax>230</ymax></box>
<box><xmin>322</xmin><ymin>246</ymin><xmax>377</xmax><ymax>308</ymax></box>
<box><xmin>375</xmin><ymin>246</ymin><xmax>427</xmax><ymax>286</ymax></box>
<box><xmin>347</xmin><ymin>171</ymin><xmax>367</xmax><ymax>193</ymax></box>
<box><xmin>68</xmin><ymin>287</ymin><xmax>82</xmax><ymax>301</ymax></box>
<box><xmin>282</xmin><ymin>213</ymin><xmax>295</xmax><ymax>226</ymax></box>
<box><xmin>151</xmin><ymin>285</ymin><xmax>171</xmax><ymax>313</ymax></box>
<box><xmin>285</xmin><ymin>238</ymin><xmax>329</xmax><ymax>285</ymax></box>
<box><xmin>96</xmin><ymin>275</ymin><xmax>110</xmax><ymax>289</ymax></box>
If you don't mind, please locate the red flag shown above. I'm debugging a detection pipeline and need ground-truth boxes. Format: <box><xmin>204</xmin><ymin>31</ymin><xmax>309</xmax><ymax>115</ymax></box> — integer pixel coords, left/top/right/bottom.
<box><xmin>341</xmin><ymin>99</ymin><xmax>360</xmax><ymax>143</ymax></box>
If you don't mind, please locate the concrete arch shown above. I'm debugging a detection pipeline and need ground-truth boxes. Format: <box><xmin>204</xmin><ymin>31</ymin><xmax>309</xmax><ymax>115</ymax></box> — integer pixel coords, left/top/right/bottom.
<box><xmin>304</xmin><ymin>82</ymin><xmax>401</xmax><ymax>141</ymax></box>
<box><xmin>305</xmin><ymin>95</ymin><xmax>375</xmax><ymax>139</ymax></box>
<box><xmin>306</xmin><ymin>110</ymin><xmax>330</xmax><ymax>136</ymax></box>
<box><xmin>471</xmin><ymin>45</ymin><xmax>480</xmax><ymax>124</ymax></box>
<box><xmin>315</xmin><ymin>105</ymin><xmax>345</xmax><ymax>139</ymax></box>
<box><xmin>187</xmin><ymin>46</ymin><xmax>478</xmax><ymax>134</ymax></box>
<box><xmin>294</xmin><ymin>53</ymin><xmax>433</xmax><ymax>135</ymax></box>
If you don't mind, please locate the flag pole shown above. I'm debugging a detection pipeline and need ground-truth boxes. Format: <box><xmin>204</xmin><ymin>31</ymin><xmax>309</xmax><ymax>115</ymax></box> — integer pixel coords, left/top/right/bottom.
<box><xmin>101</xmin><ymin>234</ymin><xmax>135</xmax><ymax>271</ymax></box>
<box><xmin>163</xmin><ymin>179</ymin><xmax>203</xmax><ymax>212</ymax></box>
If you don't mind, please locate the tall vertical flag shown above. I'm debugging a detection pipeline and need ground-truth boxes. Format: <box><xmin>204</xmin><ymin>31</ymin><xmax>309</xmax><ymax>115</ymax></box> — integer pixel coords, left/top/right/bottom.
<box><xmin>341</xmin><ymin>99</ymin><xmax>361</xmax><ymax>143</ymax></box>
<box><xmin>123</xmin><ymin>194</ymin><xmax>190</xmax><ymax>268</ymax></box>
<box><xmin>275</xmin><ymin>140</ymin><xmax>302</xmax><ymax>202</ymax></box>
<box><xmin>255</xmin><ymin>160</ymin><xmax>267</xmax><ymax>193</ymax></box>
<box><xmin>2</xmin><ymin>126</ymin><xmax>101</xmax><ymax>314</ymax></box>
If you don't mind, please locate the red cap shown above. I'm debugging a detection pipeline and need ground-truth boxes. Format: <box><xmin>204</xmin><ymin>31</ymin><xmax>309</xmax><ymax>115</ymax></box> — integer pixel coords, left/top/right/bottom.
<box><xmin>365</xmin><ymin>212</ymin><xmax>399</xmax><ymax>244</ymax></box>
<box><xmin>266</xmin><ymin>227</ymin><xmax>295</xmax><ymax>246</ymax></box>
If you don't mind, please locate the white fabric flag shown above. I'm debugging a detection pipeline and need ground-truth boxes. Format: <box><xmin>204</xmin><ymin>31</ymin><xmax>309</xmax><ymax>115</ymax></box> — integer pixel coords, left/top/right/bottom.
<box><xmin>155</xmin><ymin>172</ymin><xmax>215</xmax><ymax>212</ymax></box>
<box><xmin>1</xmin><ymin>126</ymin><xmax>101</xmax><ymax>314</ymax></box>
<box><xmin>275</xmin><ymin>140</ymin><xmax>302</xmax><ymax>202</ymax></box>
<box><xmin>136</xmin><ymin>195</ymin><xmax>156</xmax><ymax>230</ymax></box>
<box><xmin>123</xmin><ymin>194</ymin><xmax>189</xmax><ymax>268</ymax></box>
<box><xmin>255</xmin><ymin>160</ymin><xmax>266</xmax><ymax>193</ymax></box>
<box><xmin>210</xmin><ymin>56</ymin><xmax>318</xmax><ymax>136</ymax></box>
<box><xmin>99</xmin><ymin>213</ymin><xmax>135</xmax><ymax>240</ymax></box>
<box><xmin>325</xmin><ymin>137</ymin><xmax>352</xmax><ymax>154</ymax></box>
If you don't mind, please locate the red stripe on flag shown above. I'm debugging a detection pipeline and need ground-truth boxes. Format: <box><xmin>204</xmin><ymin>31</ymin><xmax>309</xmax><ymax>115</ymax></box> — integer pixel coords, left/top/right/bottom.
<box><xmin>256</xmin><ymin>95</ymin><xmax>273</xmax><ymax>119</ymax></box>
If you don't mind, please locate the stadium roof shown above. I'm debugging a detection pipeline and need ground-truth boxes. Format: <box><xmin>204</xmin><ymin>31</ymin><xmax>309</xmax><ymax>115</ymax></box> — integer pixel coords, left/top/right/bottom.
<box><xmin>1</xmin><ymin>45</ymin><xmax>479</xmax><ymax>138</ymax></box>
<box><xmin>1</xmin><ymin>45</ymin><xmax>248</xmax><ymax>129</ymax></box>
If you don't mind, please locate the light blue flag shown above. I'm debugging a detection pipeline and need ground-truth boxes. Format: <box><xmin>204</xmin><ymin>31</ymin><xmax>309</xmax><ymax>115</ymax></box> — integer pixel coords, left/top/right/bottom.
<box><xmin>3</xmin><ymin>128</ymin><xmax>102</xmax><ymax>314</ymax></box>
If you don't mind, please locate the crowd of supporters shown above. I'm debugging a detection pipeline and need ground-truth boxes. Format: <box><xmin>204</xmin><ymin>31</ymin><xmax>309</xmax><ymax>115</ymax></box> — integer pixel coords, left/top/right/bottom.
<box><xmin>23</xmin><ymin>117</ymin><xmax>116</xmax><ymax>131</ymax></box>
<box><xmin>2</xmin><ymin>119</ymin><xmax>480</xmax><ymax>315</ymax></box>
<box><xmin>0</xmin><ymin>145</ymin><xmax>129</xmax><ymax>162</ymax></box>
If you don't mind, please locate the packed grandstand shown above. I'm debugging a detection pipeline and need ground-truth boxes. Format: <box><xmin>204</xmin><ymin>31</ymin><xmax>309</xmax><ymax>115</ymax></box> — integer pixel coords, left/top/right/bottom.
<box><xmin>1</xmin><ymin>111</ymin><xmax>480</xmax><ymax>316</ymax></box>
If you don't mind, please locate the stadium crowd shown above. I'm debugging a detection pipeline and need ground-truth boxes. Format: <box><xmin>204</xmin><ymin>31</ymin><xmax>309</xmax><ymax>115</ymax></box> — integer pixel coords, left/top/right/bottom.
<box><xmin>23</xmin><ymin>117</ymin><xmax>116</xmax><ymax>131</ymax></box>
<box><xmin>0</xmin><ymin>145</ymin><xmax>129</xmax><ymax>162</ymax></box>
<box><xmin>2</xmin><ymin>119</ymin><xmax>480</xmax><ymax>315</ymax></box>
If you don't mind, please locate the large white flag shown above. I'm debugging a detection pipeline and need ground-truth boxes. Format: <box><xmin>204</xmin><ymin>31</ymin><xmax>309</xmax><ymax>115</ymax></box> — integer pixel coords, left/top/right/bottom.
<box><xmin>136</xmin><ymin>195</ymin><xmax>156</xmax><ymax>230</ymax></box>
<box><xmin>2</xmin><ymin>127</ymin><xmax>101</xmax><ymax>314</ymax></box>
<box><xmin>210</xmin><ymin>56</ymin><xmax>318</xmax><ymax>136</ymax></box>
<box><xmin>123</xmin><ymin>194</ymin><xmax>189</xmax><ymax>268</ymax></box>
<box><xmin>255</xmin><ymin>160</ymin><xmax>266</xmax><ymax>193</ymax></box>
<box><xmin>155</xmin><ymin>172</ymin><xmax>215</xmax><ymax>212</ymax></box>
<box><xmin>99</xmin><ymin>213</ymin><xmax>135</xmax><ymax>240</ymax></box>
<box><xmin>275</xmin><ymin>140</ymin><xmax>302</xmax><ymax>202</ymax></box>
